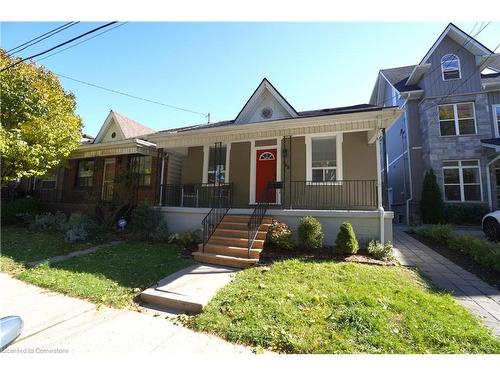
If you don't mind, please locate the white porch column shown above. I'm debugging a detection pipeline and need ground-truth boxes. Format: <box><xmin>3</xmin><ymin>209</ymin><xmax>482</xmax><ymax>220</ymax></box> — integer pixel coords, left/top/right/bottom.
<box><xmin>375</xmin><ymin>129</ymin><xmax>385</xmax><ymax>244</ymax></box>
<box><xmin>487</xmin><ymin>154</ymin><xmax>500</xmax><ymax>210</ymax></box>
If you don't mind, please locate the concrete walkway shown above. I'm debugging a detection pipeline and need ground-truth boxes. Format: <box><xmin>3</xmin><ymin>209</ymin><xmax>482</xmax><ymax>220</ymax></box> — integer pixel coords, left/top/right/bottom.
<box><xmin>0</xmin><ymin>273</ymin><xmax>252</xmax><ymax>354</ymax></box>
<box><xmin>27</xmin><ymin>241</ymin><xmax>123</xmax><ymax>267</ymax></box>
<box><xmin>393</xmin><ymin>227</ymin><xmax>500</xmax><ymax>336</ymax></box>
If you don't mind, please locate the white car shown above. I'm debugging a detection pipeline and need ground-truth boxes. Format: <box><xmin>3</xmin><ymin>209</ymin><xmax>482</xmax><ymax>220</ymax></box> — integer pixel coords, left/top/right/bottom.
<box><xmin>482</xmin><ymin>210</ymin><xmax>500</xmax><ymax>241</ymax></box>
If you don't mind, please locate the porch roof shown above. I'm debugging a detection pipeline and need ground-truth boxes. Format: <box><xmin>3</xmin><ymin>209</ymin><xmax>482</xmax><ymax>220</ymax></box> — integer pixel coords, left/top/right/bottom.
<box><xmin>147</xmin><ymin>106</ymin><xmax>402</xmax><ymax>148</ymax></box>
<box><xmin>70</xmin><ymin>138</ymin><xmax>157</xmax><ymax>159</ymax></box>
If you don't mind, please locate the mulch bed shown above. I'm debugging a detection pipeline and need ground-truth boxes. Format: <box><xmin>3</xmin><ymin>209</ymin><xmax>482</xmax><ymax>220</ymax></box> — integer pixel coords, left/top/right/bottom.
<box><xmin>407</xmin><ymin>232</ymin><xmax>500</xmax><ymax>290</ymax></box>
<box><xmin>258</xmin><ymin>247</ymin><xmax>396</xmax><ymax>267</ymax></box>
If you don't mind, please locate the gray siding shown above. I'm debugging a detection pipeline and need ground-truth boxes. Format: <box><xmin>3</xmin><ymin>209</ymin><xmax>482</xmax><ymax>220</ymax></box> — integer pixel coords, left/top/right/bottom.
<box><xmin>420</xmin><ymin>36</ymin><xmax>483</xmax><ymax>97</ymax></box>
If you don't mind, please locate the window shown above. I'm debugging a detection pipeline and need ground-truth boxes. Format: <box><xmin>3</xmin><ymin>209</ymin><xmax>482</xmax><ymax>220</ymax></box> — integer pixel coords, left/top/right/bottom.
<box><xmin>130</xmin><ymin>156</ymin><xmax>152</xmax><ymax>186</ymax></box>
<box><xmin>493</xmin><ymin>105</ymin><xmax>500</xmax><ymax>137</ymax></box>
<box><xmin>441</xmin><ymin>54</ymin><xmax>461</xmax><ymax>80</ymax></box>
<box><xmin>40</xmin><ymin>169</ymin><xmax>57</xmax><ymax>189</ymax></box>
<box><xmin>207</xmin><ymin>145</ymin><xmax>227</xmax><ymax>183</ymax></box>
<box><xmin>443</xmin><ymin>160</ymin><xmax>481</xmax><ymax>202</ymax></box>
<box><xmin>311</xmin><ymin>136</ymin><xmax>337</xmax><ymax>182</ymax></box>
<box><xmin>438</xmin><ymin>102</ymin><xmax>476</xmax><ymax>136</ymax></box>
<box><xmin>77</xmin><ymin>160</ymin><xmax>94</xmax><ymax>188</ymax></box>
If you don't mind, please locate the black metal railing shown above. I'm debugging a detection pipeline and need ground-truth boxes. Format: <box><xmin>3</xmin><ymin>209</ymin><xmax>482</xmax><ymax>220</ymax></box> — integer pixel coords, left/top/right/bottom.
<box><xmin>247</xmin><ymin>189</ymin><xmax>270</xmax><ymax>257</ymax></box>
<box><xmin>282</xmin><ymin>180</ymin><xmax>377</xmax><ymax>210</ymax></box>
<box><xmin>160</xmin><ymin>183</ymin><xmax>232</xmax><ymax>208</ymax></box>
<box><xmin>201</xmin><ymin>185</ymin><xmax>233</xmax><ymax>252</ymax></box>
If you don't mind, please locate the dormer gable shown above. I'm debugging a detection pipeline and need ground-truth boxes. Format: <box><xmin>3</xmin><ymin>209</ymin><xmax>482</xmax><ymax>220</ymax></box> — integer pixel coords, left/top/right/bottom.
<box><xmin>234</xmin><ymin>78</ymin><xmax>298</xmax><ymax>124</ymax></box>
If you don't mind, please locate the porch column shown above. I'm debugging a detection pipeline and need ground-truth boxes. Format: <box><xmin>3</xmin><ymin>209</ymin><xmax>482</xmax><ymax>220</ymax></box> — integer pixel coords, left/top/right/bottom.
<box><xmin>487</xmin><ymin>154</ymin><xmax>500</xmax><ymax>210</ymax></box>
<box><xmin>375</xmin><ymin>128</ymin><xmax>385</xmax><ymax>244</ymax></box>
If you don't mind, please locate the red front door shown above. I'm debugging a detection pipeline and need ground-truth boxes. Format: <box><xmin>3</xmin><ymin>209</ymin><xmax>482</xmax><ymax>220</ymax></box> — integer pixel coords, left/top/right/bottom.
<box><xmin>256</xmin><ymin>148</ymin><xmax>277</xmax><ymax>203</ymax></box>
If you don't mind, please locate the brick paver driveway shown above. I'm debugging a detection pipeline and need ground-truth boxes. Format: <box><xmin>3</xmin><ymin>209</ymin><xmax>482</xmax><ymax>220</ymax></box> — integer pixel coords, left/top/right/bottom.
<box><xmin>393</xmin><ymin>226</ymin><xmax>500</xmax><ymax>337</ymax></box>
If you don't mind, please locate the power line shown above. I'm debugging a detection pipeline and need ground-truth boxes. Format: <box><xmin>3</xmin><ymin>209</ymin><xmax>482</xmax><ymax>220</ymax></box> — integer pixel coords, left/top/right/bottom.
<box><xmin>0</xmin><ymin>22</ymin><xmax>118</xmax><ymax>73</ymax></box>
<box><xmin>56</xmin><ymin>72</ymin><xmax>209</xmax><ymax>118</ymax></box>
<box><xmin>35</xmin><ymin>22</ymin><xmax>128</xmax><ymax>63</ymax></box>
<box><xmin>6</xmin><ymin>22</ymin><xmax>78</xmax><ymax>55</ymax></box>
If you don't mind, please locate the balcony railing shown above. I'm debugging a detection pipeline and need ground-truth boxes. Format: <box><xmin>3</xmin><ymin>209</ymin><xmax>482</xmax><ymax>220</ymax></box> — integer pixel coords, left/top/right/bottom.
<box><xmin>160</xmin><ymin>183</ymin><xmax>233</xmax><ymax>208</ymax></box>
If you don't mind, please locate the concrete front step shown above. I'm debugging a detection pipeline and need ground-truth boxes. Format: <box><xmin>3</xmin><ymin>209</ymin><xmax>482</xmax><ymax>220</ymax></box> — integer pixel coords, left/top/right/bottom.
<box><xmin>218</xmin><ymin>222</ymin><xmax>271</xmax><ymax>231</ymax></box>
<box><xmin>140</xmin><ymin>264</ymin><xmax>238</xmax><ymax>313</ymax></box>
<box><xmin>214</xmin><ymin>228</ymin><xmax>268</xmax><ymax>240</ymax></box>
<box><xmin>192</xmin><ymin>251</ymin><xmax>259</xmax><ymax>268</ymax></box>
<box><xmin>210</xmin><ymin>235</ymin><xmax>264</xmax><ymax>249</ymax></box>
<box><xmin>200</xmin><ymin>243</ymin><xmax>262</xmax><ymax>259</ymax></box>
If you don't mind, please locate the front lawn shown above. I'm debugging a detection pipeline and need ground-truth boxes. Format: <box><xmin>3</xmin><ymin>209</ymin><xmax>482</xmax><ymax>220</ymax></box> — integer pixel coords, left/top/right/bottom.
<box><xmin>18</xmin><ymin>242</ymin><xmax>193</xmax><ymax>308</ymax></box>
<box><xmin>191</xmin><ymin>259</ymin><xmax>500</xmax><ymax>353</ymax></box>
<box><xmin>1</xmin><ymin>226</ymin><xmax>104</xmax><ymax>273</ymax></box>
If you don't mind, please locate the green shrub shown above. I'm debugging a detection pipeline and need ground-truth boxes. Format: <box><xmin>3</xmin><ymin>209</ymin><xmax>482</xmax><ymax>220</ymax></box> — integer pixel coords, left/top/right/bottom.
<box><xmin>266</xmin><ymin>220</ymin><xmax>294</xmax><ymax>251</ymax></box>
<box><xmin>64</xmin><ymin>212</ymin><xmax>98</xmax><ymax>243</ymax></box>
<box><xmin>335</xmin><ymin>222</ymin><xmax>359</xmax><ymax>254</ymax></box>
<box><xmin>409</xmin><ymin>224</ymin><xmax>452</xmax><ymax>245</ymax></box>
<box><xmin>168</xmin><ymin>229</ymin><xmax>202</xmax><ymax>249</ymax></box>
<box><xmin>130</xmin><ymin>205</ymin><xmax>168</xmax><ymax>241</ymax></box>
<box><xmin>30</xmin><ymin>211</ymin><xmax>67</xmax><ymax>231</ymax></box>
<box><xmin>443</xmin><ymin>204</ymin><xmax>489</xmax><ymax>225</ymax></box>
<box><xmin>367</xmin><ymin>240</ymin><xmax>394</xmax><ymax>261</ymax></box>
<box><xmin>1</xmin><ymin>197</ymin><xmax>39</xmax><ymax>225</ymax></box>
<box><xmin>420</xmin><ymin>169</ymin><xmax>444</xmax><ymax>224</ymax></box>
<box><xmin>298</xmin><ymin>216</ymin><xmax>323</xmax><ymax>250</ymax></box>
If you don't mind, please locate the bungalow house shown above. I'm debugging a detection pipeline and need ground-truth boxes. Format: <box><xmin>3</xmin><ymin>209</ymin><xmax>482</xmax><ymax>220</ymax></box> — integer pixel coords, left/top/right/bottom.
<box><xmin>34</xmin><ymin>78</ymin><xmax>401</xmax><ymax>267</ymax></box>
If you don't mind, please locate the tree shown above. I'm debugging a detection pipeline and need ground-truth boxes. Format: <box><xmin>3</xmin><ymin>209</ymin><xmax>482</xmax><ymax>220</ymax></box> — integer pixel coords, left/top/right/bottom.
<box><xmin>420</xmin><ymin>169</ymin><xmax>444</xmax><ymax>224</ymax></box>
<box><xmin>0</xmin><ymin>49</ymin><xmax>82</xmax><ymax>183</ymax></box>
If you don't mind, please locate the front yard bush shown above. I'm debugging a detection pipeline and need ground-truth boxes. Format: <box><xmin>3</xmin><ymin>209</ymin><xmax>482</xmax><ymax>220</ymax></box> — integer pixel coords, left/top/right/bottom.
<box><xmin>297</xmin><ymin>216</ymin><xmax>323</xmax><ymax>250</ymax></box>
<box><xmin>1</xmin><ymin>197</ymin><xmax>39</xmax><ymax>225</ymax></box>
<box><xmin>420</xmin><ymin>169</ymin><xmax>444</xmax><ymax>224</ymax></box>
<box><xmin>28</xmin><ymin>211</ymin><xmax>99</xmax><ymax>243</ymax></box>
<box><xmin>443</xmin><ymin>203</ymin><xmax>489</xmax><ymax>225</ymax></box>
<box><xmin>408</xmin><ymin>225</ymin><xmax>500</xmax><ymax>273</ymax></box>
<box><xmin>335</xmin><ymin>222</ymin><xmax>359</xmax><ymax>254</ymax></box>
<box><xmin>367</xmin><ymin>240</ymin><xmax>394</xmax><ymax>261</ymax></box>
<box><xmin>266</xmin><ymin>220</ymin><xmax>294</xmax><ymax>251</ymax></box>
<box><xmin>168</xmin><ymin>229</ymin><xmax>201</xmax><ymax>250</ymax></box>
<box><xmin>130</xmin><ymin>205</ymin><xmax>168</xmax><ymax>241</ymax></box>
<box><xmin>30</xmin><ymin>211</ymin><xmax>68</xmax><ymax>231</ymax></box>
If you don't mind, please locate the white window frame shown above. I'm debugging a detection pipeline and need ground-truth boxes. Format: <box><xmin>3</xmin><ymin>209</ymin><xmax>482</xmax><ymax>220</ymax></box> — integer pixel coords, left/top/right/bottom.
<box><xmin>441</xmin><ymin>54</ymin><xmax>461</xmax><ymax>81</ymax></box>
<box><xmin>203</xmin><ymin>143</ymin><xmax>231</xmax><ymax>184</ymax></box>
<box><xmin>438</xmin><ymin>102</ymin><xmax>477</xmax><ymax>137</ymax></box>
<box><xmin>305</xmin><ymin>133</ymin><xmax>343</xmax><ymax>184</ymax></box>
<box><xmin>442</xmin><ymin>159</ymin><xmax>483</xmax><ymax>203</ymax></box>
<box><xmin>492</xmin><ymin>104</ymin><xmax>500</xmax><ymax>138</ymax></box>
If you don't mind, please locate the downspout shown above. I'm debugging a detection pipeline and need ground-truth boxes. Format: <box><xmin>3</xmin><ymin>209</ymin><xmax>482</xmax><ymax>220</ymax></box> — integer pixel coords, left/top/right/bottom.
<box><xmin>487</xmin><ymin>154</ymin><xmax>500</xmax><ymax>210</ymax></box>
<box><xmin>375</xmin><ymin>126</ymin><xmax>385</xmax><ymax>244</ymax></box>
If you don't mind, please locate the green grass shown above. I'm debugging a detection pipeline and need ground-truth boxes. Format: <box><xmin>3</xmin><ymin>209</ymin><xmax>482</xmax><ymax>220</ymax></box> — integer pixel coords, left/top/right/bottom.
<box><xmin>18</xmin><ymin>242</ymin><xmax>193</xmax><ymax>308</ymax></box>
<box><xmin>1</xmin><ymin>226</ymin><xmax>104</xmax><ymax>273</ymax></box>
<box><xmin>191</xmin><ymin>259</ymin><xmax>500</xmax><ymax>354</ymax></box>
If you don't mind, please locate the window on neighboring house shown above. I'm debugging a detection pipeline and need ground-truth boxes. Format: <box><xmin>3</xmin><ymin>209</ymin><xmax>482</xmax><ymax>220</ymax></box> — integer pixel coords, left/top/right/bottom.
<box><xmin>311</xmin><ymin>136</ymin><xmax>337</xmax><ymax>182</ymax></box>
<box><xmin>441</xmin><ymin>54</ymin><xmax>461</xmax><ymax>80</ymax></box>
<box><xmin>40</xmin><ymin>169</ymin><xmax>57</xmax><ymax>189</ymax></box>
<box><xmin>130</xmin><ymin>155</ymin><xmax>152</xmax><ymax>186</ymax></box>
<box><xmin>443</xmin><ymin>160</ymin><xmax>481</xmax><ymax>202</ymax></box>
<box><xmin>493</xmin><ymin>104</ymin><xmax>500</xmax><ymax>137</ymax></box>
<box><xmin>207</xmin><ymin>145</ymin><xmax>227</xmax><ymax>183</ymax></box>
<box><xmin>438</xmin><ymin>102</ymin><xmax>476</xmax><ymax>136</ymax></box>
<box><xmin>77</xmin><ymin>160</ymin><xmax>94</xmax><ymax>188</ymax></box>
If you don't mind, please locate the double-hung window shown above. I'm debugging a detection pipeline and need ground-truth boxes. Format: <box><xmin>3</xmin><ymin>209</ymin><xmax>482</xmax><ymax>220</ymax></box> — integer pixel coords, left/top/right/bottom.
<box><xmin>207</xmin><ymin>145</ymin><xmax>227</xmax><ymax>183</ymax></box>
<box><xmin>130</xmin><ymin>156</ymin><xmax>152</xmax><ymax>186</ymax></box>
<box><xmin>310</xmin><ymin>136</ymin><xmax>337</xmax><ymax>182</ymax></box>
<box><xmin>77</xmin><ymin>160</ymin><xmax>94</xmax><ymax>188</ymax></box>
<box><xmin>442</xmin><ymin>160</ymin><xmax>481</xmax><ymax>202</ymax></box>
<box><xmin>438</xmin><ymin>102</ymin><xmax>476</xmax><ymax>136</ymax></box>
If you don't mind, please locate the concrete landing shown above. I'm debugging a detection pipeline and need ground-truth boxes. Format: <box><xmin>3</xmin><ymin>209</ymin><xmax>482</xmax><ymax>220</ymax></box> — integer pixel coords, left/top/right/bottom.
<box><xmin>140</xmin><ymin>264</ymin><xmax>238</xmax><ymax>314</ymax></box>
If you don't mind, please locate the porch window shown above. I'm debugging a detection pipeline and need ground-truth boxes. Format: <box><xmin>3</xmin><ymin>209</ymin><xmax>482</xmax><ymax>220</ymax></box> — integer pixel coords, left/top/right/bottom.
<box><xmin>40</xmin><ymin>169</ymin><xmax>57</xmax><ymax>189</ymax></box>
<box><xmin>77</xmin><ymin>160</ymin><xmax>94</xmax><ymax>188</ymax></box>
<box><xmin>207</xmin><ymin>145</ymin><xmax>227</xmax><ymax>183</ymax></box>
<box><xmin>441</xmin><ymin>54</ymin><xmax>461</xmax><ymax>80</ymax></box>
<box><xmin>311</xmin><ymin>136</ymin><xmax>337</xmax><ymax>182</ymax></box>
<box><xmin>130</xmin><ymin>155</ymin><xmax>152</xmax><ymax>186</ymax></box>
<box><xmin>442</xmin><ymin>160</ymin><xmax>481</xmax><ymax>202</ymax></box>
<box><xmin>438</xmin><ymin>102</ymin><xmax>476</xmax><ymax>136</ymax></box>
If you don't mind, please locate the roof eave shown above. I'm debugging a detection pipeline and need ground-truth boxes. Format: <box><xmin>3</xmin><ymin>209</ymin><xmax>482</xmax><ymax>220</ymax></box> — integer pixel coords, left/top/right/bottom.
<box><xmin>406</xmin><ymin>63</ymin><xmax>431</xmax><ymax>86</ymax></box>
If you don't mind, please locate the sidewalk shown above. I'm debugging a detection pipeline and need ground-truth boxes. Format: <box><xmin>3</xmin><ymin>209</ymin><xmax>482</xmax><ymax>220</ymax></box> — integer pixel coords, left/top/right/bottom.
<box><xmin>0</xmin><ymin>273</ymin><xmax>252</xmax><ymax>354</ymax></box>
<box><xmin>393</xmin><ymin>227</ymin><xmax>500</xmax><ymax>337</ymax></box>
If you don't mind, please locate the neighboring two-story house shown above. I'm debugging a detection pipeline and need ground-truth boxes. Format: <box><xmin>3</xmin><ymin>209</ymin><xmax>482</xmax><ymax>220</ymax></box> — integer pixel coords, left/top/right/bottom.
<box><xmin>370</xmin><ymin>23</ymin><xmax>500</xmax><ymax>224</ymax></box>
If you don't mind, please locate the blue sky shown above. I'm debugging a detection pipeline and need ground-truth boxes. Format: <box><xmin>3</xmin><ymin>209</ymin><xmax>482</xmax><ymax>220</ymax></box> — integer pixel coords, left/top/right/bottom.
<box><xmin>2</xmin><ymin>22</ymin><xmax>499</xmax><ymax>136</ymax></box>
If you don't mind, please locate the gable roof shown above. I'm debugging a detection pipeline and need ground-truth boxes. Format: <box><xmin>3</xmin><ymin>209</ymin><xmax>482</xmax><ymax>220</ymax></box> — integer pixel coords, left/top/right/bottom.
<box><xmin>94</xmin><ymin>110</ymin><xmax>156</xmax><ymax>143</ymax></box>
<box><xmin>234</xmin><ymin>78</ymin><xmax>298</xmax><ymax>123</ymax></box>
<box><xmin>484</xmin><ymin>53</ymin><xmax>500</xmax><ymax>72</ymax></box>
<box><xmin>380</xmin><ymin>65</ymin><xmax>421</xmax><ymax>92</ymax></box>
